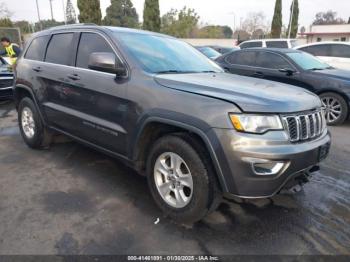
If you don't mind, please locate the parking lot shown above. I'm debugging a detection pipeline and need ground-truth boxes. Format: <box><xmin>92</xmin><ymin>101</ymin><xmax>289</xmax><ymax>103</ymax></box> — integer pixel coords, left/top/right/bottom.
<box><xmin>0</xmin><ymin>99</ymin><xmax>349</xmax><ymax>255</ymax></box>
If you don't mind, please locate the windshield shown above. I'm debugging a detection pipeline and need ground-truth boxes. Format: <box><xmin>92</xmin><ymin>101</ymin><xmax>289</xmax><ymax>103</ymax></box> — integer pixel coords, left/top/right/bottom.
<box><xmin>290</xmin><ymin>40</ymin><xmax>298</xmax><ymax>48</ymax></box>
<box><xmin>115</xmin><ymin>32</ymin><xmax>223</xmax><ymax>74</ymax></box>
<box><xmin>287</xmin><ymin>52</ymin><xmax>331</xmax><ymax>70</ymax></box>
<box><xmin>197</xmin><ymin>47</ymin><xmax>221</xmax><ymax>59</ymax></box>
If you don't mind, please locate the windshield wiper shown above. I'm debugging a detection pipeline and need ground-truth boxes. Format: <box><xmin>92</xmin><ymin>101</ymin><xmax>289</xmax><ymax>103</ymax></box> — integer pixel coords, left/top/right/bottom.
<box><xmin>308</xmin><ymin>67</ymin><xmax>326</xmax><ymax>71</ymax></box>
<box><xmin>155</xmin><ymin>70</ymin><xmax>196</xmax><ymax>74</ymax></box>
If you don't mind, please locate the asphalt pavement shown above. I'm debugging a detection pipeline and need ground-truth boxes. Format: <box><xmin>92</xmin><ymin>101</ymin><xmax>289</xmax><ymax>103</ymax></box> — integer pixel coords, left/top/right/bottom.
<box><xmin>0</xmin><ymin>100</ymin><xmax>349</xmax><ymax>255</ymax></box>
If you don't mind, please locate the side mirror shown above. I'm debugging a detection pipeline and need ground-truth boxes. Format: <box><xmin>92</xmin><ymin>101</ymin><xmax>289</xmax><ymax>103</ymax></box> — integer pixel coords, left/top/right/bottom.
<box><xmin>279</xmin><ymin>68</ymin><xmax>296</xmax><ymax>76</ymax></box>
<box><xmin>88</xmin><ymin>52</ymin><xmax>127</xmax><ymax>77</ymax></box>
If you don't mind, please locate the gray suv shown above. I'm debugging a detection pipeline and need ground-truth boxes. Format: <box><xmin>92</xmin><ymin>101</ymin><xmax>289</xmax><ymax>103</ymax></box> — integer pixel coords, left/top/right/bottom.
<box><xmin>14</xmin><ymin>25</ymin><xmax>331</xmax><ymax>223</ymax></box>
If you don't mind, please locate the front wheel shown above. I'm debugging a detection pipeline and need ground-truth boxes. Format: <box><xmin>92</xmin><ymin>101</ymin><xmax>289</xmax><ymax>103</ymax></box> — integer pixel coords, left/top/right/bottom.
<box><xmin>320</xmin><ymin>92</ymin><xmax>348</xmax><ymax>125</ymax></box>
<box><xmin>147</xmin><ymin>135</ymin><xmax>221</xmax><ymax>223</ymax></box>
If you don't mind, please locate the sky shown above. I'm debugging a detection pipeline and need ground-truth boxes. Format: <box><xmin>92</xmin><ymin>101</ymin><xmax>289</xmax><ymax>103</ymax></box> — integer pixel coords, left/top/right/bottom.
<box><xmin>3</xmin><ymin>0</ymin><xmax>350</xmax><ymax>30</ymax></box>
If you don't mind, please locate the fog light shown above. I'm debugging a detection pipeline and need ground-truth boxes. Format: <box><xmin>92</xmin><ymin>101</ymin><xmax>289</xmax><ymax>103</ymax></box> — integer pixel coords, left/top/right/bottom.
<box><xmin>242</xmin><ymin>157</ymin><xmax>286</xmax><ymax>176</ymax></box>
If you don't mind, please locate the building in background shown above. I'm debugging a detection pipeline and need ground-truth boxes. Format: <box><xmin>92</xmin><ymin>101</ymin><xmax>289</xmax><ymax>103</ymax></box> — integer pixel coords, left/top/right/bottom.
<box><xmin>301</xmin><ymin>24</ymin><xmax>350</xmax><ymax>43</ymax></box>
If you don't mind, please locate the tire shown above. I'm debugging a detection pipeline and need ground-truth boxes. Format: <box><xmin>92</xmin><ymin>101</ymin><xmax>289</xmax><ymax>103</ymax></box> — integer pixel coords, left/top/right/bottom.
<box><xmin>320</xmin><ymin>92</ymin><xmax>348</xmax><ymax>125</ymax></box>
<box><xmin>18</xmin><ymin>97</ymin><xmax>52</xmax><ymax>149</ymax></box>
<box><xmin>147</xmin><ymin>134</ymin><xmax>221</xmax><ymax>223</ymax></box>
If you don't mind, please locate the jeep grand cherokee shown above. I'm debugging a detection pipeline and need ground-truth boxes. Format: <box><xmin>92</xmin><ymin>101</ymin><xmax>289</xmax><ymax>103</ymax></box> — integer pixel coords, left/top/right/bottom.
<box><xmin>14</xmin><ymin>25</ymin><xmax>331</xmax><ymax>223</ymax></box>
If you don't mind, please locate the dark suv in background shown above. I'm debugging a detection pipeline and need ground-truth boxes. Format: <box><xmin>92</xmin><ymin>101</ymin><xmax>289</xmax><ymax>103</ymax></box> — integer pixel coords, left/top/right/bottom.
<box><xmin>216</xmin><ymin>48</ymin><xmax>350</xmax><ymax>125</ymax></box>
<box><xmin>14</xmin><ymin>25</ymin><xmax>331</xmax><ymax>223</ymax></box>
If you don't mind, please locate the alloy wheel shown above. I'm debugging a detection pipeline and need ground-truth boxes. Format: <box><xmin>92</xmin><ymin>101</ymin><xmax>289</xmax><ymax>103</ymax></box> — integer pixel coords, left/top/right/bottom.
<box><xmin>321</xmin><ymin>96</ymin><xmax>342</xmax><ymax>124</ymax></box>
<box><xmin>153</xmin><ymin>152</ymin><xmax>193</xmax><ymax>208</ymax></box>
<box><xmin>21</xmin><ymin>107</ymin><xmax>36</xmax><ymax>139</ymax></box>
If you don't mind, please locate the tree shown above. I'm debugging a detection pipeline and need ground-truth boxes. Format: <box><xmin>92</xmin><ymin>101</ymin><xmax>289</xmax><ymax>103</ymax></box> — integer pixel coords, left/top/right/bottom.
<box><xmin>0</xmin><ymin>18</ymin><xmax>13</xmax><ymax>27</ymax></box>
<box><xmin>143</xmin><ymin>0</ymin><xmax>161</xmax><ymax>32</ymax></box>
<box><xmin>197</xmin><ymin>26</ymin><xmax>224</xmax><ymax>38</ymax></box>
<box><xmin>161</xmin><ymin>7</ymin><xmax>199</xmax><ymax>38</ymax></box>
<box><xmin>271</xmin><ymin>0</ymin><xmax>282</xmax><ymax>38</ymax></box>
<box><xmin>287</xmin><ymin>0</ymin><xmax>299</xmax><ymax>38</ymax></box>
<box><xmin>66</xmin><ymin>0</ymin><xmax>77</xmax><ymax>24</ymax></box>
<box><xmin>77</xmin><ymin>0</ymin><xmax>102</xmax><ymax>25</ymax></box>
<box><xmin>222</xmin><ymin>26</ymin><xmax>233</xmax><ymax>38</ymax></box>
<box><xmin>233</xmin><ymin>30</ymin><xmax>251</xmax><ymax>43</ymax></box>
<box><xmin>34</xmin><ymin>19</ymin><xmax>65</xmax><ymax>31</ymax></box>
<box><xmin>251</xmin><ymin>29</ymin><xmax>265</xmax><ymax>39</ymax></box>
<box><xmin>312</xmin><ymin>10</ymin><xmax>345</xmax><ymax>25</ymax></box>
<box><xmin>104</xmin><ymin>0</ymin><xmax>139</xmax><ymax>28</ymax></box>
<box><xmin>242</xmin><ymin>12</ymin><xmax>269</xmax><ymax>34</ymax></box>
<box><xmin>300</xmin><ymin>26</ymin><xmax>306</xmax><ymax>34</ymax></box>
<box><xmin>13</xmin><ymin>20</ymin><xmax>33</xmax><ymax>34</ymax></box>
<box><xmin>348</xmin><ymin>17</ymin><xmax>350</xmax><ymax>24</ymax></box>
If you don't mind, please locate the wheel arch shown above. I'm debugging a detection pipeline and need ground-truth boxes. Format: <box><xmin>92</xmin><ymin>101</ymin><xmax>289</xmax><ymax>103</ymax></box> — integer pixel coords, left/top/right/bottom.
<box><xmin>131</xmin><ymin>117</ymin><xmax>229</xmax><ymax>192</ymax></box>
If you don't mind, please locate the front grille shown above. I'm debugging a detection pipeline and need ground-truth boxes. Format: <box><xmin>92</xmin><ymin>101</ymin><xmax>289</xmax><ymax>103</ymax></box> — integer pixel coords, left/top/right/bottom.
<box><xmin>0</xmin><ymin>78</ymin><xmax>13</xmax><ymax>89</ymax></box>
<box><xmin>282</xmin><ymin>110</ymin><xmax>326</xmax><ymax>143</ymax></box>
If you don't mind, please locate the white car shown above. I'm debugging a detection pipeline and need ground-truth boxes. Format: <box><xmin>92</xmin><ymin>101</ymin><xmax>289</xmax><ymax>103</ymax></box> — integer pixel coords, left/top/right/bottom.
<box><xmin>239</xmin><ymin>39</ymin><xmax>299</xmax><ymax>49</ymax></box>
<box><xmin>295</xmin><ymin>42</ymin><xmax>350</xmax><ymax>70</ymax></box>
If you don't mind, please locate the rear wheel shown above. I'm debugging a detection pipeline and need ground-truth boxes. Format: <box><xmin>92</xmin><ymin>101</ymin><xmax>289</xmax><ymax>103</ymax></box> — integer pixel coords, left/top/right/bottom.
<box><xmin>18</xmin><ymin>97</ymin><xmax>52</xmax><ymax>149</ymax></box>
<box><xmin>147</xmin><ymin>134</ymin><xmax>221</xmax><ymax>223</ymax></box>
<box><xmin>320</xmin><ymin>92</ymin><xmax>348</xmax><ymax>125</ymax></box>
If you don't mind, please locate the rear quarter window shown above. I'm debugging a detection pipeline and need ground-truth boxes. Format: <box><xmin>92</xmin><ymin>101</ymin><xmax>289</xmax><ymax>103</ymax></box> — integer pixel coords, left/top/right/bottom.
<box><xmin>24</xmin><ymin>36</ymin><xmax>50</xmax><ymax>61</ymax></box>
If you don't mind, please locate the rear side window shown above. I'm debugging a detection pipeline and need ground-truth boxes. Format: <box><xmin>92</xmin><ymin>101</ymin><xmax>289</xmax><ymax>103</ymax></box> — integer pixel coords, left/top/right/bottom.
<box><xmin>256</xmin><ymin>52</ymin><xmax>291</xmax><ymax>69</ymax></box>
<box><xmin>25</xmin><ymin>36</ymin><xmax>49</xmax><ymax>61</ymax></box>
<box><xmin>76</xmin><ymin>33</ymin><xmax>114</xmax><ymax>69</ymax></box>
<box><xmin>240</xmin><ymin>41</ymin><xmax>262</xmax><ymax>49</ymax></box>
<box><xmin>329</xmin><ymin>45</ymin><xmax>350</xmax><ymax>58</ymax></box>
<box><xmin>228</xmin><ymin>51</ymin><xmax>256</xmax><ymax>66</ymax></box>
<box><xmin>45</xmin><ymin>33</ymin><xmax>74</xmax><ymax>65</ymax></box>
<box><xmin>266</xmin><ymin>41</ymin><xmax>288</xmax><ymax>48</ymax></box>
<box><xmin>299</xmin><ymin>45</ymin><xmax>330</xmax><ymax>57</ymax></box>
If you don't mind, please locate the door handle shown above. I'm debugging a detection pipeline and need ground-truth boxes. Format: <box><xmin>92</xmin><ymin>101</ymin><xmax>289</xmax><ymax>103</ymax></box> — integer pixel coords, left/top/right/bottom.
<box><xmin>32</xmin><ymin>66</ymin><xmax>42</xmax><ymax>72</ymax></box>
<box><xmin>67</xmin><ymin>74</ymin><xmax>81</xmax><ymax>81</ymax></box>
<box><xmin>253</xmin><ymin>71</ymin><xmax>264</xmax><ymax>77</ymax></box>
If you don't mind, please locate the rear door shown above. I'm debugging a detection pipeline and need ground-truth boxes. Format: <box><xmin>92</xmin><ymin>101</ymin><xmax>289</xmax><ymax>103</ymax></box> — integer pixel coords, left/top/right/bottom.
<box><xmin>55</xmin><ymin>31</ymin><xmax>129</xmax><ymax>155</ymax></box>
<box><xmin>40</xmin><ymin>32</ymin><xmax>79</xmax><ymax>130</ymax></box>
<box><xmin>223</xmin><ymin>50</ymin><xmax>258</xmax><ymax>77</ymax></box>
<box><xmin>255</xmin><ymin>51</ymin><xmax>306</xmax><ymax>87</ymax></box>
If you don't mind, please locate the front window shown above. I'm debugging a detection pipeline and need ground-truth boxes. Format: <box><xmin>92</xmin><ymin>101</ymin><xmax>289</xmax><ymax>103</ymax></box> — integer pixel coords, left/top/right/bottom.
<box><xmin>115</xmin><ymin>32</ymin><xmax>222</xmax><ymax>74</ymax></box>
<box><xmin>287</xmin><ymin>52</ymin><xmax>331</xmax><ymax>70</ymax></box>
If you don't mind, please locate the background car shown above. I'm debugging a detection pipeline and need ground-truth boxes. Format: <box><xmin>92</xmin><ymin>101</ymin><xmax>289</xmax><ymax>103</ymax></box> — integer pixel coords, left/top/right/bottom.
<box><xmin>208</xmin><ymin>45</ymin><xmax>239</xmax><ymax>55</ymax></box>
<box><xmin>295</xmin><ymin>42</ymin><xmax>350</xmax><ymax>70</ymax></box>
<box><xmin>239</xmin><ymin>38</ymin><xmax>299</xmax><ymax>49</ymax></box>
<box><xmin>0</xmin><ymin>57</ymin><xmax>14</xmax><ymax>100</ymax></box>
<box><xmin>195</xmin><ymin>46</ymin><xmax>221</xmax><ymax>60</ymax></box>
<box><xmin>216</xmin><ymin>48</ymin><xmax>350</xmax><ymax>125</ymax></box>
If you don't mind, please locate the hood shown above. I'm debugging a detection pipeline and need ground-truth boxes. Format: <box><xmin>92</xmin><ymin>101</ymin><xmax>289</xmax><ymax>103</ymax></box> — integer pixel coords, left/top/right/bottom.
<box><xmin>313</xmin><ymin>69</ymin><xmax>350</xmax><ymax>81</ymax></box>
<box><xmin>0</xmin><ymin>62</ymin><xmax>13</xmax><ymax>76</ymax></box>
<box><xmin>155</xmin><ymin>72</ymin><xmax>321</xmax><ymax>113</ymax></box>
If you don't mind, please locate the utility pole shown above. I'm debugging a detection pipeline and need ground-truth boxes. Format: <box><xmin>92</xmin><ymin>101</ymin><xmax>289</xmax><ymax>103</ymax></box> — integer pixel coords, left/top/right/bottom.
<box><xmin>288</xmin><ymin>0</ymin><xmax>295</xmax><ymax>39</ymax></box>
<box><xmin>35</xmin><ymin>0</ymin><xmax>42</xmax><ymax>31</ymax></box>
<box><xmin>62</xmin><ymin>0</ymin><xmax>67</xmax><ymax>25</ymax></box>
<box><xmin>49</xmin><ymin>0</ymin><xmax>54</xmax><ymax>20</ymax></box>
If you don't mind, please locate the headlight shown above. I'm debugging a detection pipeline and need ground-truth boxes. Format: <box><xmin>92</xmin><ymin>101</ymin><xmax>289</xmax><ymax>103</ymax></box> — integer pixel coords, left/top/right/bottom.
<box><xmin>229</xmin><ymin>114</ymin><xmax>283</xmax><ymax>134</ymax></box>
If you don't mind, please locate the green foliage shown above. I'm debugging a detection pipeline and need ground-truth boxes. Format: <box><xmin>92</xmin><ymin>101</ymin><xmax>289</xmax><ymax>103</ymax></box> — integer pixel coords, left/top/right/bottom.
<box><xmin>143</xmin><ymin>0</ymin><xmax>161</xmax><ymax>32</ymax></box>
<box><xmin>0</xmin><ymin>18</ymin><xmax>13</xmax><ymax>27</ymax></box>
<box><xmin>196</xmin><ymin>25</ymin><xmax>233</xmax><ymax>39</ymax></box>
<box><xmin>271</xmin><ymin>0</ymin><xmax>282</xmax><ymax>38</ymax></box>
<box><xmin>287</xmin><ymin>0</ymin><xmax>299</xmax><ymax>38</ymax></box>
<box><xmin>104</xmin><ymin>0</ymin><xmax>139</xmax><ymax>28</ymax></box>
<box><xmin>66</xmin><ymin>0</ymin><xmax>77</xmax><ymax>24</ymax></box>
<box><xmin>34</xmin><ymin>20</ymin><xmax>65</xmax><ymax>31</ymax></box>
<box><xmin>161</xmin><ymin>7</ymin><xmax>199</xmax><ymax>38</ymax></box>
<box><xmin>77</xmin><ymin>0</ymin><xmax>102</xmax><ymax>25</ymax></box>
<box><xmin>312</xmin><ymin>10</ymin><xmax>345</xmax><ymax>25</ymax></box>
<box><xmin>13</xmin><ymin>20</ymin><xmax>32</xmax><ymax>34</ymax></box>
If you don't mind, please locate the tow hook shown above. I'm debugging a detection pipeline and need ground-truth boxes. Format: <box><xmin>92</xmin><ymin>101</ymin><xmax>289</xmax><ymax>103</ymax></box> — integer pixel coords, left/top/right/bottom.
<box><xmin>282</xmin><ymin>166</ymin><xmax>320</xmax><ymax>194</ymax></box>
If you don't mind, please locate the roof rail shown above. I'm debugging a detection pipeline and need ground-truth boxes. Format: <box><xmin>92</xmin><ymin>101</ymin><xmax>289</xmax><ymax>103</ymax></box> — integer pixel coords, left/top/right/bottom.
<box><xmin>47</xmin><ymin>23</ymin><xmax>98</xmax><ymax>30</ymax></box>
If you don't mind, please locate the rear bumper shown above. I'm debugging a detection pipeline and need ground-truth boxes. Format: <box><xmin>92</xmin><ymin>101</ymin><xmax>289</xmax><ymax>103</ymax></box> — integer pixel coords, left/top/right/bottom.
<box><xmin>207</xmin><ymin>128</ymin><xmax>331</xmax><ymax>198</ymax></box>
